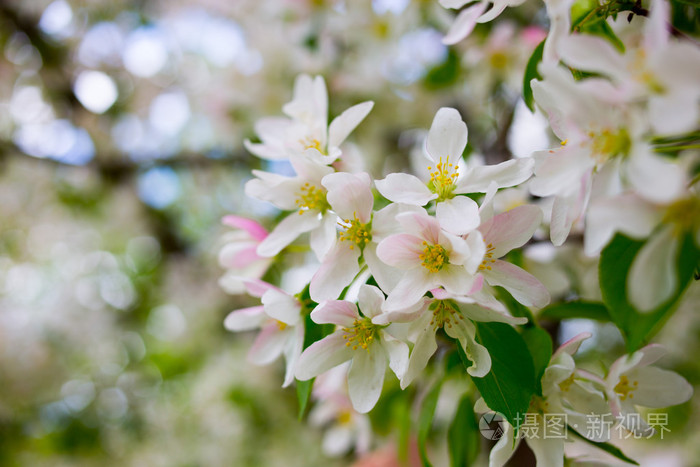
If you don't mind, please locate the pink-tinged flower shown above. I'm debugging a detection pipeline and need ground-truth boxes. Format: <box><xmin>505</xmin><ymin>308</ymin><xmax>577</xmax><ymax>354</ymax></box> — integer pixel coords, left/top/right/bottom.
<box><xmin>244</xmin><ymin>74</ymin><xmax>374</xmax><ymax>163</ymax></box>
<box><xmin>374</xmin><ymin>287</ymin><xmax>527</xmax><ymax>388</ymax></box>
<box><xmin>440</xmin><ymin>0</ymin><xmax>527</xmax><ymax>44</ymax></box>
<box><xmin>603</xmin><ymin>344</ymin><xmax>692</xmax><ymax>436</ymax></box>
<box><xmin>376</xmin><ymin>209</ymin><xmax>485</xmax><ymax>311</ymax></box>
<box><xmin>529</xmin><ymin>63</ymin><xmax>685</xmax><ymax>245</ymax></box>
<box><xmin>376</xmin><ymin>107</ymin><xmax>533</xmax><ymax>235</ymax></box>
<box><xmin>475</xmin><ymin>203</ymin><xmax>550</xmax><ymax>308</ymax></box>
<box><xmin>310</xmin><ymin>171</ymin><xmax>417</xmax><ymax>302</ymax></box>
<box><xmin>295</xmin><ymin>285</ymin><xmax>409</xmax><ymax>413</ymax></box>
<box><xmin>223</xmin><ymin>279</ymin><xmax>304</xmax><ymax>387</ymax></box>
<box><xmin>218</xmin><ymin>215</ymin><xmax>273</xmax><ymax>295</ymax></box>
<box><xmin>556</xmin><ymin>0</ymin><xmax>700</xmax><ymax>135</ymax></box>
<box><xmin>245</xmin><ymin>152</ymin><xmax>337</xmax><ymax>259</ymax></box>
<box><xmin>484</xmin><ymin>333</ymin><xmax>611</xmax><ymax>467</ymax></box>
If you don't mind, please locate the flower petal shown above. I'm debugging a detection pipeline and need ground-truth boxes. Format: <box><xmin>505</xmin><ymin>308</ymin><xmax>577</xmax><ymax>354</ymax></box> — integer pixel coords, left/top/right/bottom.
<box><xmin>323</xmin><ymin>172</ymin><xmax>374</xmax><ymax>222</ymax></box>
<box><xmin>375</xmin><ymin>173</ymin><xmax>436</xmax><ymax>205</ymax></box>
<box><xmin>310</xmin><ymin>300</ymin><xmax>358</xmax><ymax>327</ymax></box>
<box><xmin>295</xmin><ymin>332</ymin><xmax>354</xmax><ymax>380</ymax></box>
<box><xmin>364</xmin><ymin>242</ymin><xmax>402</xmax><ymax>293</ymax></box>
<box><xmin>382</xmin><ymin>335</ymin><xmax>409</xmax><ymax>380</ymax></box>
<box><xmin>257</xmin><ymin>210</ymin><xmax>321</xmax><ymax>257</ymax></box>
<box><xmin>310</xmin><ymin>213</ymin><xmax>338</xmax><ymax>260</ymax></box>
<box><xmin>436</xmin><ymin>196</ymin><xmax>481</xmax><ymax>235</ymax></box>
<box><xmin>376</xmin><ymin>234</ymin><xmax>423</xmax><ymax>269</ymax></box>
<box><xmin>426</xmin><ymin>108</ymin><xmax>468</xmax><ymax>162</ymax></box>
<box><xmin>628</xmin><ymin>226</ymin><xmax>679</xmax><ymax>312</ymax></box>
<box><xmin>479</xmin><ymin>204</ymin><xmax>543</xmax><ymax>258</ymax></box>
<box><xmin>328</xmin><ymin>101</ymin><xmax>374</xmax><ymax>149</ymax></box>
<box><xmin>261</xmin><ymin>289</ymin><xmax>301</xmax><ymax>325</ymax></box>
<box><xmin>224</xmin><ymin>306</ymin><xmax>266</xmax><ymax>331</ymax></box>
<box><xmin>627</xmin><ymin>145</ymin><xmax>685</xmax><ymax>204</ymax></box>
<box><xmin>584</xmin><ymin>194</ymin><xmax>660</xmax><ymax>256</ymax></box>
<box><xmin>310</xmin><ymin>243</ymin><xmax>361</xmax><ymax>302</ymax></box>
<box><xmin>357</xmin><ymin>284</ymin><xmax>386</xmax><ymax>319</ymax></box>
<box><xmin>348</xmin><ymin>345</ymin><xmax>386</xmax><ymax>413</ymax></box>
<box><xmin>249</xmin><ymin>323</ymin><xmax>287</xmax><ymax>365</ymax></box>
<box><xmin>222</xmin><ymin>215</ymin><xmax>268</xmax><ymax>241</ymax></box>
<box><xmin>626</xmin><ymin>366</ymin><xmax>693</xmax><ymax>408</ymax></box>
<box><xmin>442</xmin><ymin>2</ymin><xmax>487</xmax><ymax>44</ymax></box>
<box><xmin>526</xmin><ymin>435</ymin><xmax>564</xmax><ymax>467</ymax></box>
<box><xmin>457</xmin><ymin>158</ymin><xmax>535</xmax><ymax>194</ymax></box>
<box><xmin>384</xmin><ymin>268</ymin><xmax>433</xmax><ymax>312</ymax></box>
<box><xmin>458</xmin><ymin>303</ymin><xmax>527</xmax><ymax>325</ymax></box>
<box><xmin>483</xmin><ymin>260</ymin><xmax>550</xmax><ymax>308</ymax></box>
<box><xmin>402</xmin><ymin>325</ymin><xmax>438</xmax><ymax>389</ymax></box>
<box><xmin>558</xmin><ymin>34</ymin><xmax>627</xmax><ymax>82</ymax></box>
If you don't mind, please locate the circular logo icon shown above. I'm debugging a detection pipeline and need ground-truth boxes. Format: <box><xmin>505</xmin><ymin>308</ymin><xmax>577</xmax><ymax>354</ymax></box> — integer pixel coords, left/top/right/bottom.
<box><xmin>479</xmin><ymin>411</ymin><xmax>506</xmax><ymax>440</ymax></box>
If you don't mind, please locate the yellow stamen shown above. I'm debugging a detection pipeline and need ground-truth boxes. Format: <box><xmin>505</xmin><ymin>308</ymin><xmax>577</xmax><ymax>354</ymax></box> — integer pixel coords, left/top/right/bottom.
<box><xmin>478</xmin><ymin>243</ymin><xmax>496</xmax><ymax>271</ymax></box>
<box><xmin>614</xmin><ymin>375</ymin><xmax>639</xmax><ymax>401</ymax></box>
<box><xmin>295</xmin><ymin>182</ymin><xmax>330</xmax><ymax>213</ymax></box>
<box><xmin>428</xmin><ymin>156</ymin><xmax>459</xmax><ymax>201</ymax></box>
<box><xmin>419</xmin><ymin>241</ymin><xmax>449</xmax><ymax>273</ymax></box>
<box><xmin>338</xmin><ymin>213</ymin><xmax>372</xmax><ymax>250</ymax></box>
<box><xmin>342</xmin><ymin>318</ymin><xmax>377</xmax><ymax>351</ymax></box>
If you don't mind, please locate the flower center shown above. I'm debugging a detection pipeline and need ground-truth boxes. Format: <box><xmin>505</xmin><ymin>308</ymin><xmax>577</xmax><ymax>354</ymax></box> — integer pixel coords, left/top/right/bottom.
<box><xmin>338</xmin><ymin>213</ymin><xmax>372</xmax><ymax>250</ymax></box>
<box><xmin>429</xmin><ymin>299</ymin><xmax>463</xmax><ymax>330</ymax></box>
<box><xmin>295</xmin><ymin>183</ymin><xmax>330</xmax><ymax>213</ymax></box>
<box><xmin>588</xmin><ymin>128</ymin><xmax>631</xmax><ymax>163</ymax></box>
<box><xmin>478</xmin><ymin>243</ymin><xmax>496</xmax><ymax>271</ymax></box>
<box><xmin>629</xmin><ymin>50</ymin><xmax>666</xmax><ymax>94</ymax></box>
<box><xmin>529</xmin><ymin>395</ymin><xmax>550</xmax><ymax>414</ymax></box>
<box><xmin>614</xmin><ymin>375</ymin><xmax>638</xmax><ymax>401</ymax></box>
<box><xmin>663</xmin><ymin>197</ymin><xmax>700</xmax><ymax>235</ymax></box>
<box><xmin>301</xmin><ymin>137</ymin><xmax>324</xmax><ymax>153</ymax></box>
<box><xmin>419</xmin><ymin>241</ymin><xmax>449</xmax><ymax>272</ymax></box>
<box><xmin>558</xmin><ymin>373</ymin><xmax>575</xmax><ymax>392</ymax></box>
<box><xmin>428</xmin><ymin>156</ymin><xmax>459</xmax><ymax>202</ymax></box>
<box><xmin>342</xmin><ymin>318</ymin><xmax>377</xmax><ymax>351</ymax></box>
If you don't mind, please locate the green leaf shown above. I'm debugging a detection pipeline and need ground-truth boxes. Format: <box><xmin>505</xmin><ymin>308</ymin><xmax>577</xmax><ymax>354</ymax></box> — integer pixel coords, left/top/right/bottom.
<box><xmin>521</xmin><ymin>326</ymin><xmax>552</xmax><ymax>396</ymax></box>
<box><xmin>448</xmin><ymin>393</ymin><xmax>480</xmax><ymax>467</ymax></box>
<box><xmin>296</xmin><ymin>378</ymin><xmax>314</xmax><ymax>420</ymax></box>
<box><xmin>296</xmin><ymin>311</ymin><xmax>335</xmax><ymax>419</ymax></box>
<box><xmin>472</xmin><ymin>322</ymin><xmax>537</xmax><ymax>431</ymax></box>
<box><xmin>599</xmin><ymin>233</ymin><xmax>700</xmax><ymax>352</ymax></box>
<box><xmin>539</xmin><ymin>300</ymin><xmax>611</xmax><ymax>322</ymax></box>
<box><xmin>568</xmin><ymin>426</ymin><xmax>639</xmax><ymax>465</ymax></box>
<box><xmin>418</xmin><ymin>380</ymin><xmax>443</xmax><ymax>467</ymax></box>
<box><xmin>424</xmin><ymin>49</ymin><xmax>461</xmax><ymax>90</ymax></box>
<box><xmin>522</xmin><ymin>40</ymin><xmax>545</xmax><ymax>112</ymax></box>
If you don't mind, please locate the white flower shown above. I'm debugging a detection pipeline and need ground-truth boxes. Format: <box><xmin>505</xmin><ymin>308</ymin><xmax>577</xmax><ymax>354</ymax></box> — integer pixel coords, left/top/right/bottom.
<box><xmin>295</xmin><ymin>285</ymin><xmax>409</xmax><ymax>413</ymax></box>
<box><xmin>309</xmin><ymin>171</ymin><xmax>416</xmax><ymax>302</ymax></box>
<box><xmin>374</xmin><ymin>287</ymin><xmax>527</xmax><ymax>388</ymax></box>
<box><xmin>603</xmin><ymin>344</ymin><xmax>693</xmax><ymax>436</ymax></box>
<box><xmin>376</xmin><ymin>107</ymin><xmax>534</xmax><ymax>236</ymax></box>
<box><xmin>244</xmin><ymin>74</ymin><xmax>374</xmax><ymax>163</ymax></box>
<box><xmin>376</xmin><ymin>208</ymin><xmax>486</xmax><ymax>311</ymax></box>
<box><xmin>585</xmin><ymin>188</ymin><xmax>699</xmax><ymax>311</ymax></box>
<box><xmin>556</xmin><ymin>0</ymin><xmax>700</xmax><ymax>135</ymax></box>
<box><xmin>529</xmin><ymin>63</ymin><xmax>686</xmax><ymax>245</ymax></box>
<box><xmin>223</xmin><ymin>279</ymin><xmax>304</xmax><ymax>387</ymax></box>
<box><xmin>245</xmin><ymin>152</ymin><xmax>337</xmax><ymax>259</ymax></box>
<box><xmin>484</xmin><ymin>333</ymin><xmax>610</xmax><ymax>467</ymax></box>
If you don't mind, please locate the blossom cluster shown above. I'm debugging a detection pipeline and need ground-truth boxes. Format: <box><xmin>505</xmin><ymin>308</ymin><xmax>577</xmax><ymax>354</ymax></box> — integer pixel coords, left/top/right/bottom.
<box><xmin>219</xmin><ymin>0</ymin><xmax>698</xmax><ymax>464</ymax></box>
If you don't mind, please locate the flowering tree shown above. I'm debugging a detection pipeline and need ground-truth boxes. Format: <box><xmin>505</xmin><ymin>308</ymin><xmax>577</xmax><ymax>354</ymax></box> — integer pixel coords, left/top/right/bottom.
<box><xmin>220</xmin><ymin>0</ymin><xmax>699</xmax><ymax>465</ymax></box>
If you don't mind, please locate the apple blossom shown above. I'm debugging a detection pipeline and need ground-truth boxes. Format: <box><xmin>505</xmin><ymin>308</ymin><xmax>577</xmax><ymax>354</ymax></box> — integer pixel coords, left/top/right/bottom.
<box><xmin>295</xmin><ymin>285</ymin><xmax>409</xmax><ymax>413</ymax></box>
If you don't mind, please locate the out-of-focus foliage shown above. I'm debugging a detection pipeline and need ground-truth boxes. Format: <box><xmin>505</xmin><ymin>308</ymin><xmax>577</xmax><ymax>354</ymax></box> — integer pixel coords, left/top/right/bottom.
<box><xmin>1</xmin><ymin>0</ymin><xmax>699</xmax><ymax>466</ymax></box>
